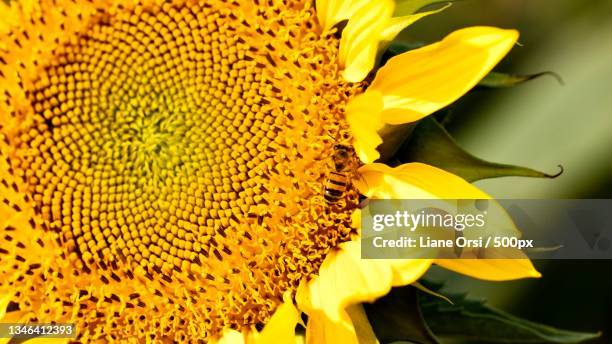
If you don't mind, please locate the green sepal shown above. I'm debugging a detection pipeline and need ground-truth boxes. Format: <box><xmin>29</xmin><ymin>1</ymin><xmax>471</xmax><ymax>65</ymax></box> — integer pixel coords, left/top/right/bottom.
<box><xmin>394</xmin><ymin>0</ymin><xmax>456</xmax><ymax>16</ymax></box>
<box><xmin>419</xmin><ymin>285</ymin><xmax>601</xmax><ymax>343</ymax></box>
<box><xmin>364</xmin><ymin>286</ymin><xmax>441</xmax><ymax>344</ymax></box>
<box><xmin>378</xmin><ymin>123</ymin><xmax>416</xmax><ymax>162</ymax></box>
<box><xmin>395</xmin><ymin>117</ymin><xmax>563</xmax><ymax>182</ymax></box>
<box><xmin>386</xmin><ymin>41</ymin><xmax>427</xmax><ymax>56</ymax></box>
<box><xmin>478</xmin><ymin>71</ymin><xmax>564</xmax><ymax>89</ymax></box>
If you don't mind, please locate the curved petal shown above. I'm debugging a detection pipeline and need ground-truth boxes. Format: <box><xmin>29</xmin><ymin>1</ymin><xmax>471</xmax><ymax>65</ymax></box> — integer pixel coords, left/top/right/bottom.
<box><xmin>346</xmin><ymin>91</ymin><xmax>385</xmax><ymax>164</ymax></box>
<box><xmin>339</xmin><ymin>2</ymin><xmax>447</xmax><ymax>82</ymax></box>
<box><xmin>213</xmin><ymin>296</ymin><xmax>299</xmax><ymax>344</ymax></box>
<box><xmin>436</xmin><ymin>259</ymin><xmax>541</xmax><ymax>281</ymax></box>
<box><xmin>257</xmin><ymin>294</ymin><xmax>300</xmax><ymax>344</ymax></box>
<box><xmin>297</xmin><ymin>240</ymin><xmax>432</xmax><ymax>338</ymax></box>
<box><xmin>215</xmin><ymin>330</ymin><xmax>247</xmax><ymax>344</ymax></box>
<box><xmin>339</xmin><ymin>0</ymin><xmax>394</xmax><ymax>82</ymax></box>
<box><xmin>356</xmin><ymin>162</ymin><xmax>540</xmax><ymax>280</ymax></box>
<box><xmin>302</xmin><ymin>308</ymin><xmax>357</xmax><ymax>344</ymax></box>
<box><xmin>315</xmin><ymin>0</ymin><xmax>370</xmax><ymax>32</ymax></box>
<box><xmin>321</xmin><ymin>0</ymin><xmax>447</xmax><ymax>82</ymax></box>
<box><xmin>301</xmin><ymin>303</ymin><xmax>378</xmax><ymax>344</ymax></box>
<box><xmin>369</xmin><ymin>26</ymin><xmax>519</xmax><ymax>124</ymax></box>
<box><xmin>356</xmin><ymin>162</ymin><xmax>489</xmax><ymax>199</ymax></box>
<box><xmin>345</xmin><ymin>304</ymin><xmax>378</xmax><ymax>344</ymax></box>
<box><xmin>0</xmin><ymin>293</ymin><xmax>11</xmax><ymax>320</ymax></box>
<box><xmin>379</xmin><ymin>4</ymin><xmax>451</xmax><ymax>44</ymax></box>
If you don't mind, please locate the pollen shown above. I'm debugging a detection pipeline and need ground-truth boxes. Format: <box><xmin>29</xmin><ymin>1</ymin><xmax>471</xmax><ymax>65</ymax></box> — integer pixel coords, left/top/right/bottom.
<box><xmin>0</xmin><ymin>0</ymin><xmax>363</xmax><ymax>341</ymax></box>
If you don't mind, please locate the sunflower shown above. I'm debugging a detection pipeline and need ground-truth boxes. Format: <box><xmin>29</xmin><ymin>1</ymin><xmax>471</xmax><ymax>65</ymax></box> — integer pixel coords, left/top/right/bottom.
<box><xmin>0</xmin><ymin>0</ymin><xmax>540</xmax><ymax>343</ymax></box>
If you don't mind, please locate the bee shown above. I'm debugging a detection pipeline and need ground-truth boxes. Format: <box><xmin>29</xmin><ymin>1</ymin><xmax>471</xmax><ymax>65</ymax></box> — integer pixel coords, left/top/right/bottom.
<box><xmin>324</xmin><ymin>144</ymin><xmax>352</xmax><ymax>205</ymax></box>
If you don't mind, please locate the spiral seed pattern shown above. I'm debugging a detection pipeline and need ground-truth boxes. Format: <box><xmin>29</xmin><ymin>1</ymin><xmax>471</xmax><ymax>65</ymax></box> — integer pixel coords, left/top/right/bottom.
<box><xmin>0</xmin><ymin>0</ymin><xmax>363</xmax><ymax>340</ymax></box>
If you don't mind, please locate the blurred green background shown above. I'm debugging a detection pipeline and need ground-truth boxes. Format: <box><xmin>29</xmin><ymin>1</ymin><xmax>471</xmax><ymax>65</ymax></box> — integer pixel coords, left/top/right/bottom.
<box><xmin>400</xmin><ymin>0</ymin><xmax>612</xmax><ymax>343</ymax></box>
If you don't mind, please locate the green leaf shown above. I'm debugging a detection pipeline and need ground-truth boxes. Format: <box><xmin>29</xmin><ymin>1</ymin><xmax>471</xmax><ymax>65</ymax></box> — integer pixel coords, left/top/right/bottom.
<box><xmin>419</xmin><ymin>287</ymin><xmax>601</xmax><ymax>343</ymax></box>
<box><xmin>478</xmin><ymin>71</ymin><xmax>564</xmax><ymax>89</ymax></box>
<box><xmin>394</xmin><ymin>0</ymin><xmax>456</xmax><ymax>16</ymax></box>
<box><xmin>396</xmin><ymin>117</ymin><xmax>564</xmax><ymax>182</ymax></box>
<box><xmin>364</xmin><ymin>286</ymin><xmax>441</xmax><ymax>344</ymax></box>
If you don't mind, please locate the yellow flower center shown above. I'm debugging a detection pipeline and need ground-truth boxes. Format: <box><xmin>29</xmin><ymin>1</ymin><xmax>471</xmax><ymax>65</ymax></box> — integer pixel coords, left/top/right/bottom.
<box><xmin>2</xmin><ymin>0</ymin><xmax>364</xmax><ymax>340</ymax></box>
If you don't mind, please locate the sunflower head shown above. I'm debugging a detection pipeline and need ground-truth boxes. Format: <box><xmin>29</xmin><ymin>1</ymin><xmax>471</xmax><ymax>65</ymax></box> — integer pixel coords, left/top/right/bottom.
<box><xmin>0</xmin><ymin>0</ymin><xmax>365</xmax><ymax>340</ymax></box>
<box><xmin>1</xmin><ymin>0</ymin><xmax>541</xmax><ymax>342</ymax></box>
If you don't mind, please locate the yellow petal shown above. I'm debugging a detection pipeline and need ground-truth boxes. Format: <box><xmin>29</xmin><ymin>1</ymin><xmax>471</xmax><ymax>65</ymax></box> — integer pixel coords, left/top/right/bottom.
<box><xmin>0</xmin><ymin>309</ymin><xmax>28</xmax><ymax>323</ymax></box>
<box><xmin>257</xmin><ymin>294</ymin><xmax>300</xmax><ymax>344</ymax></box>
<box><xmin>297</xmin><ymin>240</ymin><xmax>431</xmax><ymax>322</ymax></box>
<box><xmin>369</xmin><ymin>27</ymin><xmax>519</xmax><ymax>124</ymax></box>
<box><xmin>215</xmin><ymin>330</ymin><xmax>247</xmax><ymax>344</ymax></box>
<box><xmin>338</xmin><ymin>1</ymin><xmax>448</xmax><ymax>82</ymax></box>
<box><xmin>0</xmin><ymin>294</ymin><xmax>11</xmax><ymax>320</ymax></box>
<box><xmin>318</xmin><ymin>1</ymin><xmax>447</xmax><ymax>82</ymax></box>
<box><xmin>345</xmin><ymin>304</ymin><xmax>378</xmax><ymax>344</ymax></box>
<box><xmin>356</xmin><ymin>163</ymin><xmax>489</xmax><ymax>199</ymax></box>
<box><xmin>379</xmin><ymin>4</ymin><xmax>451</xmax><ymax>44</ymax></box>
<box><xmin>0</xmin><ymin>308</ymin><xmax>29</xmax><ymax>344</ymax></box>
<box><xmin>301</xmin><ymin>303</ymin><xmax>377</xmax><ymax>344</ymax></box>
<box><xmin>315</xmin><ymin>0</ymin><xmax>370</xmax><ymax>32</ymax></box>
<box><xmin>339</xmin><ymin>0</ymin><xmax>394</xmax><ymax>82</ymax></box>
<box><xmin>297</xmin><ymin>242</ymin><xmax>390</xmax><ymax>321</ymax></box>
<box><xmin>346</xmin><ymin>90</ymin><xmax>384</xmax><ymax>164</ymax></box>
<box><xmin>356</xmin><ymin>162</ymin><xmax>541</xmax><ymax>281</ymax></box>
<box><xmin>297</xmin><ymin>240</ymin><xmax>430</xmax><ymax>344</ymax></box>
<box><xmin>303</xmin><ymin>308</ymin><xmax>358</xmax><ymax>344</ymax></box>
<box><xmin>213</xmin><ymin>296</ymin><xmax>300</xmax><ymax>344</ymax></box>
<box><xmin>356</xmin><ymin>163</ymin><xmax>521</xmax><ymax>239</ymax></box>
<box><xmin>435</xmin><ymin>259</ymin><xmax>541</xmax><ymax>281</ymax></box>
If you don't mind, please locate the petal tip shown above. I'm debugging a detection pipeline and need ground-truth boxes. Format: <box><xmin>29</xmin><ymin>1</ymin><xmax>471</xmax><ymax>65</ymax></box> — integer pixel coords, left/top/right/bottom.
<box><xmin>530</xmin><ymin>269</ymin><xmax>543</xmax><ymax>278</ymax></box>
